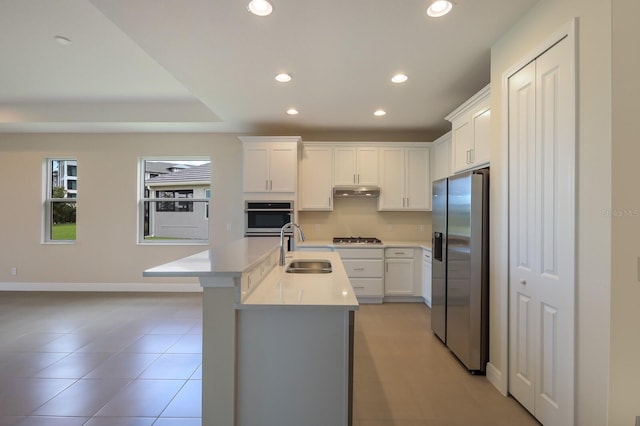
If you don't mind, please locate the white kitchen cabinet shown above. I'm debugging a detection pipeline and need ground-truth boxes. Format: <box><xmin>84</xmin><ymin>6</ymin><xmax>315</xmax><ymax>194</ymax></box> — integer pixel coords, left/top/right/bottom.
<box><xmin>335</xmin><ymin>247</ymin><xmax>384</xmax><ymax>303</ymax></box>
<box><xmin>240</xmin><ymin>136</ymin><xmax>300</xmax><ymax>193</ymax></box>
<box><xmin>446</xmin><ymin>85</ymin><xmax>490</xmax><ymax>174</ymax></box>
<box><xmin>384</xmin><ymin>248</ymin><xmax>415</xmax><ymax>296</ymax></box>
<box><xmin>422</xmin><ymin>249</ymin><xmax>432</xmax><ymax>307</ymax></box>
<box><xmin>431</xmin><ymin>131</ymin><xmax>451</xmax><ymax>182</ymax></box>
<box><xmin>378</xmin><ymin>146</ymin><xmax>431</xmax><ymax>211</ymax></box>
<box><xmin>298</xmin><ymin>144</ymin><xmax>333</xmax><ymax>210</ymax></box>
<box><xmin>334</xmin><ymin>146</ymin><xmax>378</xmax><ymax>186</ymax></box>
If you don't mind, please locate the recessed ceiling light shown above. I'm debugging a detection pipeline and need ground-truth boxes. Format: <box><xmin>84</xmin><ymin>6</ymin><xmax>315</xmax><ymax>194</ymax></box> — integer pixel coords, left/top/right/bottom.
<box><xmin>53</xmin><ymin>35</ymin><xmax>72</xmax><ymax>46</ymax></box>
<box><xmin>275</xmin><ymin>73</ymin><xmax>292</xmax><ymax>83</ymax></box>
<box><xmin>427</xmin><ymin>0</ymin><xmax>453</xmax><ymax>17</ymax></box>
<box><xmin>286</xmin><ymin>108</ymin><xmax>299</xmax><ymax>115</ymax></box>
<box><xmin>374</xmin><ymin>110</ymin><xmax>386</xmax><ymax>117</ymax></box>
<box><xmin>391</xmin><ymin>74</ymin><xmax>408</xmax><ymax>83</ymax></box>
<box><xmin>247</xmin><ymin>0</ymin><xmax>273</xmax><ymax>16</ymax></box>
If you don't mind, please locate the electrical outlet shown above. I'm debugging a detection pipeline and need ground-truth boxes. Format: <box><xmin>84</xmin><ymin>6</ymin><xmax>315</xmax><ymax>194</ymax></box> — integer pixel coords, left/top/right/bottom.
<box><xmin>10</xmin><ymin>267</ymin><xmax>17</xmax><ymax>276</ymax></box>
<box><xmin>387</xmin><ymin>224</ymin><xmax>393</xmax><ymax>232</ymax></box>
<box><xmin>419</xmin><ymin>224</ymin><xmax>425</xmax><ymax>232</ymax></box>
<box><xmin>315</xmin><ymin>224</ymin><xmax>321</xmax><ymax>231</ymax></box>
<box><xmin>226</xmin><ymin>223</ymin><xmax>232</xmax><ymax>232</ymax></box>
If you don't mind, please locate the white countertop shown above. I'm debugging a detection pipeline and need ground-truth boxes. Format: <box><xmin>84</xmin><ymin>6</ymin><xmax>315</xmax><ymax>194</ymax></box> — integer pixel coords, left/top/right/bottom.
<box><xmin>143</xmin><ymin>237</ymin><xmax>358</xmax><ymax>310</ymax></box>
<box><xmin>241</xmin><ymin>251</ymin><xmax>359</xmax><ymax>310</ymax></box>
<box><xmin>143</xmin><ymin>237</ymin><xmax>281</xmax><ymax>278</ymax></box>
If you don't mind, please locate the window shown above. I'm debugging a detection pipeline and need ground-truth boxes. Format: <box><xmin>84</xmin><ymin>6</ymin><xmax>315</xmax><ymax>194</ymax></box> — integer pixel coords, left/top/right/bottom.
<box><xmin>44</xmin><ymin>159</ymin><xmax>77</xmax><ymax>242</ymax></box>
<box><xmin>140</xmin><ymin>158</ymin><xmax>211</xmax><ymax>244</ymax></box>
<box><xmin>156</xmin><ymin>190</ymin><xmax>194</xmax><ymax>212</ymax></box>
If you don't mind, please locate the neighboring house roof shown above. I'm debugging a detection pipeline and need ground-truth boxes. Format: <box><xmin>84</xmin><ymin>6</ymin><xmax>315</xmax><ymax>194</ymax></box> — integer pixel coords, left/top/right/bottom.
<box><xmin>145</xmin><ymin>163</ymin><xmax>211</xmax><ymax>186</ymax></box>
<box><xmin>145</xmin><ymin>161</ymin><xmax>187</xmax><ymax>175</ymax></box>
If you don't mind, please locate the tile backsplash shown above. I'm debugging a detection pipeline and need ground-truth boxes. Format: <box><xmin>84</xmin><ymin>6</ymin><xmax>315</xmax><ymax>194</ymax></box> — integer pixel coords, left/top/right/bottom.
<box><xmin>297</xmin><ymin>197</ymin><xmax>431</xmax><ymax>242</ymax></box>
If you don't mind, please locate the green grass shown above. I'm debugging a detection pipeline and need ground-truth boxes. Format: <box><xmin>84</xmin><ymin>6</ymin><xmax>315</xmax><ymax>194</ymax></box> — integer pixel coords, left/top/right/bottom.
<box><xmin>52</xmin><ymin>223</ymin><xmax>76</xmax><ymax>240</ymax></box>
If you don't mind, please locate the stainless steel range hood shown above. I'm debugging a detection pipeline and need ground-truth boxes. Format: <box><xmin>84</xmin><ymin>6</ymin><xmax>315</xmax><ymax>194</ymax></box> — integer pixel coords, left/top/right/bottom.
<box><xmin>333</xmin><ymin>185</ymin><xmax>380</xmax><ymax>198</ymax></box>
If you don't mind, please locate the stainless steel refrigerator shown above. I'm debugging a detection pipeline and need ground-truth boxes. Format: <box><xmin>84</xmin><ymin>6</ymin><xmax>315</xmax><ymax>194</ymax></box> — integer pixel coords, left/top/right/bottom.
<box><xmin>431</xmin><ymin>168</ymin><xmax>489</xmax><ymax>374</ymax></box>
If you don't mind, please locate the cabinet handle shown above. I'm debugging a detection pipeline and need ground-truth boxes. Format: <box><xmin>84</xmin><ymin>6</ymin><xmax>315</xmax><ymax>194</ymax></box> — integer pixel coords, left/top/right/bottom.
<box><xmin>353</xmin><ymin>268</ymin><xmax>365</xmax><ymax>271</ymax></box>
<box><xmin>353</xmin><ymin>174</ymin><xmax>356</xmax><ymax>184</ymax></box>
<box><xmin>520</xmin><ymin>279</ymin><xmax>527</xmax><ymax>285</ymax></box>
<box><xmin>466</xmin><ymin>150</ymin><xmax>470</xmax><ymax>164</ymax></box>
<box><xmin>354</xmin><ymin>286</ymin><xmax>365</xmax><ymax>289</ymax></box>
<box><xmin>406</xmin><ymin>198</ymin><xmax>410</xmax><ymax>208</ymax></box>
<box><xmin>395</xmin><ymin>252</ymin><xmax>405</xmax><ymax>255</ymax></box>
<box><xmin>357</xmin><ymin>174</ymin><xmax>360</xmax><ymax>184</ymax></box>
<box><xmin>265</xmin><ymin>180</ymin><xmax>269</xmax><ymax>191</ymax></box>
<box><xmin>270</xmin><ymin>180</ymin><xmax>273</xmax><ymax>191</ymax></box>
<box><xmin>470</xmin><ymin>149</ymin><xmax>475</xmax><ymax>164</ymax></box>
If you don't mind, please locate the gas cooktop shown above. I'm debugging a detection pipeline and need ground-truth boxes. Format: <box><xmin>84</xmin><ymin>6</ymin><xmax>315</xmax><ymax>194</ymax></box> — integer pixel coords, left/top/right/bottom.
<box><xmin>332</xmin><ymin>236</ymin><xmax>383</xmax><ymax>244</ymax></box>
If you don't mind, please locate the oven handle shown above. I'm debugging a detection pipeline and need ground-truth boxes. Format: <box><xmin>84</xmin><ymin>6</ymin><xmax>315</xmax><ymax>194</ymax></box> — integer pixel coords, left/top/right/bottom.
<box><xmin>245</xmin><ymin>209</ymin><xmax>293</xmax><ymax>212</ymax></box>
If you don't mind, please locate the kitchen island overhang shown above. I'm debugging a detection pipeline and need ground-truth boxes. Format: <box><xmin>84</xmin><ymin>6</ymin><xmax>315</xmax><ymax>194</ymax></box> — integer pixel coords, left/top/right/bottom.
<box><xmin>144</xmin><ymin>237</ymin><xmax>358</xmax><ymax>426</ymax></box>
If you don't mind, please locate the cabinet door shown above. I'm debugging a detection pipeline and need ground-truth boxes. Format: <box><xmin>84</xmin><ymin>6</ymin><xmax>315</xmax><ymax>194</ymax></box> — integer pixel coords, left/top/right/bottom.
<box><xmin>334</xmin><ymin>147</ymin><xmax>357</xmax><ymax>185</ymax></box>
<box><xmin>269</xmin><ymin>145</ymin><xmax>297</xmax><ymax>192</ymax></box>
<box><xmin>243</xmin><ymin>146</ymin><xmax>269</xmax><ymax>192</ymax></box>
<box><xmin>422</xmin><ymin>250</ymin><xmax>432</xmax><ymax>307</ymax></box>
<box><xmin>405</xmin><ymin>148</ymin><xmax>431</xmax><ymax>210</ymax></box>
<box><xmin>471</xmin><ymin>106</ymin><xmax>491</xmax><ymax>167</ymax></box>
<box><xmin>378</xmin><ymin>148</ymin><xmax>405</xmax><ymax>210</ymax></box>
<box><xmin>432</xmin><ymin>132</ymin><xmax>451</xmax><ymax>182</ymax></box>
<box><xmin>299</xmin><ymin>146</ymin><xmax>333</xmax><ymax>210</ymax></box>
<box><xmin>384</xmin><ymin>258</ymin><xmax>415</xmax><ymax>295</ymax></box>
<box><xmin>451</xmin><ymin>116</ymin><xmax>473</xmax><ymax>174</ymax></box>
<box><xmin>356</xmin><ymin>147</ymin><xmax>378</xmax><ymax>185</ymax></box>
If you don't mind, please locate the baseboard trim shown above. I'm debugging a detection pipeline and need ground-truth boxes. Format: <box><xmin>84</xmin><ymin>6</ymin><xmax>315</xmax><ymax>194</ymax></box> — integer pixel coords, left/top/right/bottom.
<box><xmin>486</xmin><ymin>362</ymin><xmax>507</xmax><ymax>396</ymax></box>
<box><xmin>0</xmin><ymin>282</ymin><xmax>203</xmax><ymax>292</ymax></box>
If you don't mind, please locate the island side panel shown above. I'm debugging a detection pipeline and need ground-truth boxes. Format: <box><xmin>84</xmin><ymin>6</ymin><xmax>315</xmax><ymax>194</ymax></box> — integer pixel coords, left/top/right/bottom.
<box><xmin>202</xmin><ymin>285</ymin><xmax>237</xmax><ymax>425</ymax></box>
<box><xmin>236</xmin><ymin>308</ymin><xmax>351</xmax><ymax>426</ymax></box>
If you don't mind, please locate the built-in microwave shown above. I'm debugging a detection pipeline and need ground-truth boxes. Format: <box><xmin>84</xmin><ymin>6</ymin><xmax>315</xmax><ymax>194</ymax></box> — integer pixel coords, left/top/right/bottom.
<box><xmin>244</xmin><ymin>201</ymin><xmax>293</xmax><ymax>236</ymax></box>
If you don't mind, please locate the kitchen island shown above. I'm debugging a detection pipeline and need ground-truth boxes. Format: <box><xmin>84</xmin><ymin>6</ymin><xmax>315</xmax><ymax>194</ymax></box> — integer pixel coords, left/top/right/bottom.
<box><xmin>144</xmin><ymin>237</ymin><xmax>358</xmax><ymax>426</ymax></box>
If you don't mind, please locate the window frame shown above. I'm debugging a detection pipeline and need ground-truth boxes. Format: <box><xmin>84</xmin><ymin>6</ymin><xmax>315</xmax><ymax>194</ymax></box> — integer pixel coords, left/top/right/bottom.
<box><xmin>43</xmin><ymin>158</ymin><xmax>77</xmax><ymax>244</ymax></box>
<box><xmin>138</xmin><ymin>157</ymin><xmax>211</xmax><ymax>245</ymax></box>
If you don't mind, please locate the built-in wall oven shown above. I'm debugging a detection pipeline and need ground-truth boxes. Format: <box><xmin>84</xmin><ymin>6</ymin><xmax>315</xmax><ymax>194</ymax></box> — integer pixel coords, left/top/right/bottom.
<box><xmin>244</xmin><ymin>201</ymin><xmax>294</xmax><ymax>236</ymax></box>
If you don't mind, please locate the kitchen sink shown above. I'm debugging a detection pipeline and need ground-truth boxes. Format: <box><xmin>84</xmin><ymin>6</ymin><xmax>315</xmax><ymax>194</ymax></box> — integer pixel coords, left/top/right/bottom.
<box><xmin>286</xmin><ymin>259</ymin><xmax>332</xmax><ymax>274</ymax></box>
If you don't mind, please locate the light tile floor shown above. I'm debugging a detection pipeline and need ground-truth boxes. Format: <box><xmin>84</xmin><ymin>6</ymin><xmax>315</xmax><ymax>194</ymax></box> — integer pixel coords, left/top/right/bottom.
<box><xmin>0</xmin><ymin>292</ymin><xmax>539</xmax><ymax>426</ymax></box>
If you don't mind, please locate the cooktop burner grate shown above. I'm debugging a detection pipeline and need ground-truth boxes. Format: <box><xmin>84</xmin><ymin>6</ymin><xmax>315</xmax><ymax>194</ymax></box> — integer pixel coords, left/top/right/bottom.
<box><xmin>332</xmin><ymin>236</ymin><xmax>383</xmax><ymax>244</ymax></box>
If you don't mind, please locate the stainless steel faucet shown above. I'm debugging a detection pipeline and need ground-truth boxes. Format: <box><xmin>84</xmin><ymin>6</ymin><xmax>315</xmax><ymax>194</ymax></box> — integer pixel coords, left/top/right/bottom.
<box><xmin>279</xmin><ymin>222</ymin><xmax>305</xmax><ymax>266</ymax></box>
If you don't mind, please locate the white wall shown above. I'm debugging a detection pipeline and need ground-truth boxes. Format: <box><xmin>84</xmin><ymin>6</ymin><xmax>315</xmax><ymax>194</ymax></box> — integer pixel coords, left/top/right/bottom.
<box><xmin>0</xmin><ymin>133</ymin><xmax>243</xmax><ymax>288</ymax></box>
<box><xmin>490</xmin><ymin>0</ymin><xmax>612</xmax><ymax>424</ymax></box>
<box><xmin>610</xmin><ymin>1</ymin><xmax>640</xmax><ymax>424</ymax></box>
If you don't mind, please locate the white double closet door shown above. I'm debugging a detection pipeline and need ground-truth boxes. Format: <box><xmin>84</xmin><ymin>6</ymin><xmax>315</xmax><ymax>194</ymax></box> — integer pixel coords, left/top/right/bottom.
<box><xmin>508</xmin><ymin>34</ymin><xmax>575</xmax><ymax>426</ymax></box>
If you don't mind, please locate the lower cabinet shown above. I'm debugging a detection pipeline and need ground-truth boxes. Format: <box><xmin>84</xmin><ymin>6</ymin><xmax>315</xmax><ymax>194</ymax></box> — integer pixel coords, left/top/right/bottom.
<box><xmin>422</xmin><ymin>249</ymin><xmax>432</xmax><ymax>307</ymax></box>
<box><xmin>335</xmin><ymin>248</ymin><xmax>384</xmax><ymax>303</ymax></box>
<box><xmin>384</xmin><ymin>248</ymin><xmax>415</xmax><ymax>296</ymax></box>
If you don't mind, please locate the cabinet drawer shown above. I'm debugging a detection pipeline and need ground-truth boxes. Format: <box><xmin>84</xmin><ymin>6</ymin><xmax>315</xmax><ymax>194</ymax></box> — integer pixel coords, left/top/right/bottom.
<box><xmin>335</xmin><ymin>248</ymin><xmax>384</xmax><ymax>259</ymax></box>
<box><xmin>349</xmin><ymin>278</ymin><xmax>383</xmax><ymax>297</ymax></box>
<box><xmin>385</xmin><ymin>248</ymin><xmax>414</xmax><ymax>258</ymax></box>
<box><xmin>341</xmin><ymin>259</ymin><xmax>384</xmax><ymax>277</ymax></box>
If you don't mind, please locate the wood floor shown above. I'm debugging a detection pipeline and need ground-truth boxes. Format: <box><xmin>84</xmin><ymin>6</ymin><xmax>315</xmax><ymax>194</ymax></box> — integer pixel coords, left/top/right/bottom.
<box><xmin>0</xmin><ymin>292</ymin><xmax>539</xmax><ymax>425</ymax></box>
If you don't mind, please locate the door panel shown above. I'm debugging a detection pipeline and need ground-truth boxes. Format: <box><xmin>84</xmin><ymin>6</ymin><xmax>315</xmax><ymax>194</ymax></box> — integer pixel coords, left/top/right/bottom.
<box><xmin>508</xmin><ymin>60</ymin><xmax>536</xmax><ymax>415</ymax></box>
<box><xmin>508</xmin><ymin>36</ymin><xmax>574</xmax><ymax>426</ymax></box>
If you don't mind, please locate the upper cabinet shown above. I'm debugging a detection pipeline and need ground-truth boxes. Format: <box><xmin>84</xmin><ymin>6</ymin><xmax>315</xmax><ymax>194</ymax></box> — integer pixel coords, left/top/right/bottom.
<box><xmin>431</xmin><ymin>131</ymin><xmax>451</xmax><ymax>182</ymax></box>
<box><xmin>298</xmin><ymin>144</ymin><xmax>333</xmax><ymax>210</ymax></box>
<box><xmin>446</xmin><ymin>85</ymin><xmax>491</xmax><ymax>174</ymax></box>
<box><xmin>378</xmin><ymin>145</ymin><xmax>431</xmax><ymax>211</ymax></box>
<box><xmin>240</xmin><ymin>136</ymin><xmax>300</xmax><ymax>193</ymax></box>
<box><xmin>334</xmin><ymin>146</ymin><xmax>378</xmax><ymax>186</ymax></box>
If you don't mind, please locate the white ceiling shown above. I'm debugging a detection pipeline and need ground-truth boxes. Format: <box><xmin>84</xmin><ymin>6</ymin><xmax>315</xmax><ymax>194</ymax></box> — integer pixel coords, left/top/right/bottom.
<box><xmin>0</xmin><ymin>0</ymin><xmax>538</xmax><ymax>140</ymax></box>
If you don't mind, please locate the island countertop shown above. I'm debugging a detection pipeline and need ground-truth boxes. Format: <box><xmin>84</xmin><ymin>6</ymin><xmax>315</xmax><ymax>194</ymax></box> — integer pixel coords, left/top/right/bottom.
<box><xmin>143</xmin><ymin>237</ymin><xmax>281</xmax><ymax>278</ymax></box>
<box><xmin>241</xmin><ymin>251</ymin><xmax>358</xmax><ymax>310</ymax></box>
<box><xmin>143</xmin><ymin>237</ymin><xmax>358</xmax><ymax>310</ymax></box>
